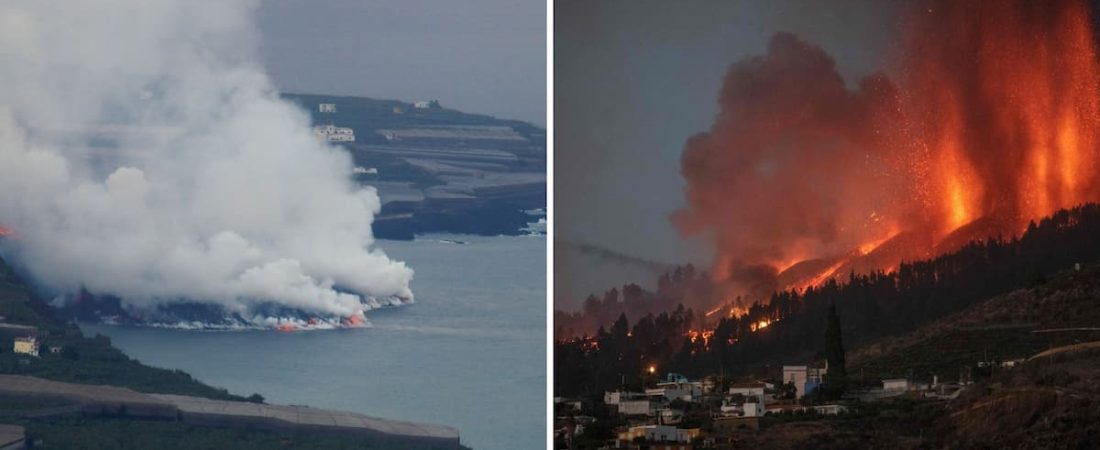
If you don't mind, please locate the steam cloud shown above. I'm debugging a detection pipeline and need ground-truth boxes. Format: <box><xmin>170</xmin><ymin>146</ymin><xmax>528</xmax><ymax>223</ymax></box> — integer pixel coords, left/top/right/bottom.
<box><xmin>675</xmin><ymin>0</ymin><xmax>1100</xmax><ymax>303</ymax></box>
<box><xmin>0</xmin><ymin>1</ymin><xmax>413</xmax><ymax>325</ymax></box>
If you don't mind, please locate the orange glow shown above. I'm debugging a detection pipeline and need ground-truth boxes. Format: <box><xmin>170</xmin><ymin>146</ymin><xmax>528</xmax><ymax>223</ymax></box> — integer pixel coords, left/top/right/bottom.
<box><xmin>727</xmin><ymin>305</ymin><xmax>748</xmax><ymax>318</ymax></box>
<box><xmin>687</xmin><ymin>329</ymin><xmax>715</xmax><ymax>348</ymax></box>
<box><xmin>1057</xmin><ymin>112</ymin><xmax>1082</xmax><ymax>203</ymax></box>
<box><xmin>773</xmin><ymin>257</ymin><xmax>803</xmax><ymax>274</ymax></box>
<box><xmin>934</xmin><ymin>126</ymin><xmax>982</xmax><ymax>235</ymax></box>
<box><xmin>0</xmin><ymin>226</ymin><xmax>13</xmax><ymax>237</ymax></box>
<box><xmin>857</xmin><ymin>227</ymin><xmax>901</xmax><ymax>256</ymax></box>
<box><xmin>275</xmin><ymin>323</ymin><xmax>296</xmax><ymax>333</ymax></box>
<box><xmin>911</xmin><ymin>0</ymin><xmax>1100</xmax><ymax>235</ymax></box>
<box><xmin>750</xmin><ymin>319</ymin><xmax>772</xmax><ymax>332</ymax></box>
<box><xmin>793</xmin><ymin>260</ymin><xmax>845</xmax><ymax>293</ymax></box>
<box><xmin>678</xmin><ymin>1</ymin><xmax>1100</xmax><ymax>337</ymax></box>
<box><xmin>647</xmin><ymin>365</ymin><xmax>657</xmax><ymax>375</ymax></box>
<box><xmin>342</xmin><ymin>315</ymin><xmax>365</xmax><ymax>327</ymax></box>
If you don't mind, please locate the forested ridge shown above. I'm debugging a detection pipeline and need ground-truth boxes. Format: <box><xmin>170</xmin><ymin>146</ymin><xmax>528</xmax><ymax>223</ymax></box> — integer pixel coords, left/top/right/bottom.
<box><xmin>556</xmin><ymin>203</ymin><xmax>1100</xmax><ymax>397</ymax></box>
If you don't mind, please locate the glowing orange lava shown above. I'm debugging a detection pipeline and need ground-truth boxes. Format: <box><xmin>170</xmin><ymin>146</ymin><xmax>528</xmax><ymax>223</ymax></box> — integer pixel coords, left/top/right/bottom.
<box><xmin>687</xmin><ymin>329</ymin><xmax>714</xmax><ymax>347</ymax></box>
<box><xmin>857</xmin><ymin>227</ymin><xmax>902</xmax><ymax>256</ymax></box>
<box><xmin>796</xmin><ymin>260</ymin><xmax>845</xmax><ymax>293</ymax></box>
<box><xmin>343</xmin><ymin>315</ymin><xmax>365</xmax><ymax>327</ymax></box>
<box><xmin>750</xmin><ymin>319</ymin><xmax>772</xmax><ymax>332</ymax></box>
<box><xmin>908</xmin><ymin>0</ymin><xmax>1100</xmax><ymax>234</ymax></box>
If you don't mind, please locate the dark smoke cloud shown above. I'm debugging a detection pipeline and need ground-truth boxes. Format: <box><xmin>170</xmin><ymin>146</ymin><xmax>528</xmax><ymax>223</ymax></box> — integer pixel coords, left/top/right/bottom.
<box><xmin>672</xmin><ymin>33</ymin><xmax>912</xmax><ymax>290</ymax></box>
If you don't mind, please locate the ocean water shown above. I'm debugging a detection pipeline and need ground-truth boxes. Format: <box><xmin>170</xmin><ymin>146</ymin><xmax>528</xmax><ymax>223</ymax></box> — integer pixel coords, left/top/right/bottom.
<box><xmin>82</xmin><ymin>234</ymin><xmax>546</xmax><ymax>450</ymax></box>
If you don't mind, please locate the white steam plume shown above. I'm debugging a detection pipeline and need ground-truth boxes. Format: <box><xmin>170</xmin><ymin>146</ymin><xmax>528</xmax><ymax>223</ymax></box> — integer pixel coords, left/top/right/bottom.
<box><xmin>0</xmin><ymin>1</ymin><xmax>413</xmax><ymax>325</ymax></box>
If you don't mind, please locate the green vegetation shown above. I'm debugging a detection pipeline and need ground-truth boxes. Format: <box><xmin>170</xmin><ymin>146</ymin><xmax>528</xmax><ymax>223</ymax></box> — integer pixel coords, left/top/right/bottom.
<box><xmin>0</xmin><ymin>329</ymin><xmax>247</xmax><ymax>401</ymax></box>
<box><xmin>0</xmin><ymin>254</ymin><xmax>250</xmax><ymax>401</ymax></box>
<box><xmin>0</xmin><ymin>262</ymin><xmax>53</xmax><ymax>328</ymax></box>
<box><xmin>849</xmin><ymin>262</ymin><xmax>1100</xmax><ymax>383</ymax></box>
<box><xmin>556</xmin><ymin>204</ymin><xmax>1100</xmax><ymax>396</ymax></box>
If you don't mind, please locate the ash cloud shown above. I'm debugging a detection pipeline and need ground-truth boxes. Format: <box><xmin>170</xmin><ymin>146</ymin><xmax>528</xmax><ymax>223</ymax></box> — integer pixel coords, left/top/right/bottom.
<box><xmin>0</xmin><ymin>1</ymin><xmax>412</xmax><ymax>324</ymax></box>
<box><xmin>672</xmin><ymin>32</ymin><xmax>914</xmax><ymax>291</ymax></box>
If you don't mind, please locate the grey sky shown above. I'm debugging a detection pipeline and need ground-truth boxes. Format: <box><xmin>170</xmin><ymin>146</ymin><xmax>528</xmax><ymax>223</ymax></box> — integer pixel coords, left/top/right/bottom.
<box><xmin>257</xmin><ymin>0</ymin><xmax>546</xmax><ymax>125</ymax></box>
<box><xmin>554</xmin><ymin>1</ymin><xmax>898</xmax><ymax>308</ymax></box>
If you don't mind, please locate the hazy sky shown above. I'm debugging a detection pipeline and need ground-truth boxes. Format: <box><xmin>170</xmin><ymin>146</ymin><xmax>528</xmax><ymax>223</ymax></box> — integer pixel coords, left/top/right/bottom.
<box><xmin>554</xmin><ymin>1</ymin><xmax>899</xmax><ymax>307</ymax></box>
<box><xmin>257</xmin><ymin>0</ymin><xmax>546</xmax><ymax>125</ymax></box>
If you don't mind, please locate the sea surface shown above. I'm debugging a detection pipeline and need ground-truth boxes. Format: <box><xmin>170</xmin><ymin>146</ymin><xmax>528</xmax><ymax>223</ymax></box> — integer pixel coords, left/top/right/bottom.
<box><xmin>82</xmin><ymin>234</ymin><xmax>546</xmax><ymax>450</ymax></box>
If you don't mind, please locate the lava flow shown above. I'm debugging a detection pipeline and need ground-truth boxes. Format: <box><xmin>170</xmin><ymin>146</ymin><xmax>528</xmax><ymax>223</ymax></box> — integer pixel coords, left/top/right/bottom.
<box><xmin>674</xmin><ymin>0</ymin><xmax>1100</xmax><ymax>309</ymax></box>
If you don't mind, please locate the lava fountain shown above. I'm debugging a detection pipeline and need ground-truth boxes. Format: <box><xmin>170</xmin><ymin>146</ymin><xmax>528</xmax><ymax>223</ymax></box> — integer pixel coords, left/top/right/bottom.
<box><xmin>675</xmin><ymin>0</ymin><xmax>1100</xmax><ymax>308</ymax></box>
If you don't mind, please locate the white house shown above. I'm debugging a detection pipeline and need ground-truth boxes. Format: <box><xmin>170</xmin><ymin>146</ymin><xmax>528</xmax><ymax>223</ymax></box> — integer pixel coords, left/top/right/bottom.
<box><xmin>783</xmin><ymin>365</ymin><xmax>808</xmax><ymax>397</ymax></box>
<box><xmin>647</xmin><ymin>381</ymin><xmax>701</xmax><ymax>402</ymax></box>
<box><xmin>13</xmin><ymin>337</ymin><xmax>38</xmax><ymax>357</ymax></box>
<box><xmin>313</xmin><ymin>124</ymin><xmax>355</xmax><ymax>143</ymax></box>
<box><xmin>719</xmin><ymin>401</ymin><xmax>742</xmax><ymax>416</ymax></box>
<box><xmin>617</xmin><ymin>398</ymin><xmax>662</xmax><ymax>416</ymax></box>
<box><xmin>729</xmin><ymin>382</ymin><xmax>767</xmax><ymax>398</ymax></box>
<box><xmin>743</xmin><ymin>401</ymin><xmax>764</xmax><ymax>417</ymax></box>
<box><xmin>783</xmin><ymin>364</ymin><xmax>827</xmax><ymax>398</ymax></box>
<box><xmin>883</xmin><ymin>379</ymin><xmax>910</xmax><ymax>392</ymax></box>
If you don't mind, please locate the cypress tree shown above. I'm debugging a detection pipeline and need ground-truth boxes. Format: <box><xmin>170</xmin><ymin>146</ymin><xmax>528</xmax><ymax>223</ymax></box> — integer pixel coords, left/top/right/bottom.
<box><xmin>823</xmin><ymin>303</ymin><xmax>847</xmax><ymax>397</ymax></box>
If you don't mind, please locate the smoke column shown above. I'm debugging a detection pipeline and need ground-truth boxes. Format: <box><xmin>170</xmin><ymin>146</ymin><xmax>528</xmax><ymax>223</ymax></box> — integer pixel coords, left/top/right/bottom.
<box><xmin>675</xmin><ymin>0</ymin><xmax>1100</xmax><ymax>306</ymax></box>
<box><xmin>672</xmin><ymin>32</ymin><xmax>911</xmax><ymax>299</ymax></box>
<box><xmin>0</xmin><ymin>1</ymin><xmax>413</xmax><ymax>326</ymax></box>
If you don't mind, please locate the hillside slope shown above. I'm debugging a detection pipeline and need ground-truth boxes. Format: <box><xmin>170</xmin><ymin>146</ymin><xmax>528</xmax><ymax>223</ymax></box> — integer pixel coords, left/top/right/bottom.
<box><xmin>0</xmin><ymin>255</ymin><xmax>254</xmax><ymax>400</ymax></box>
<box><xmin>280</xmin><ymin>93</ymin><xmax>546</xmax><ymax>240</ymax></box>
<box><xmin>835</xmin><ymin>264</ymin><xmax>1100</xmax><ymax>449</ymax></box>
<box><xmin>722</xmin><ymin>266</ymin><xmax>1100</xmax><ymax>450</ymax></box>
<box><xmin>849</xmin><ymin>263</ymin><xmax>1100</xmax><ymax>383</ymax></box>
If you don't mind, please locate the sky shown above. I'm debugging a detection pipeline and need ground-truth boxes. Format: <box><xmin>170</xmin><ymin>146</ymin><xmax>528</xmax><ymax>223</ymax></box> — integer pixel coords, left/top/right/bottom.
<box><xmin>256</xmin><ymin>0</ymin><xmax>546</xmax><ymax>126</ymax></box>
<box><xmin>554</xmin><ymin>1</ymin><xmax>900</xmax><ymax>308</ymax></box>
